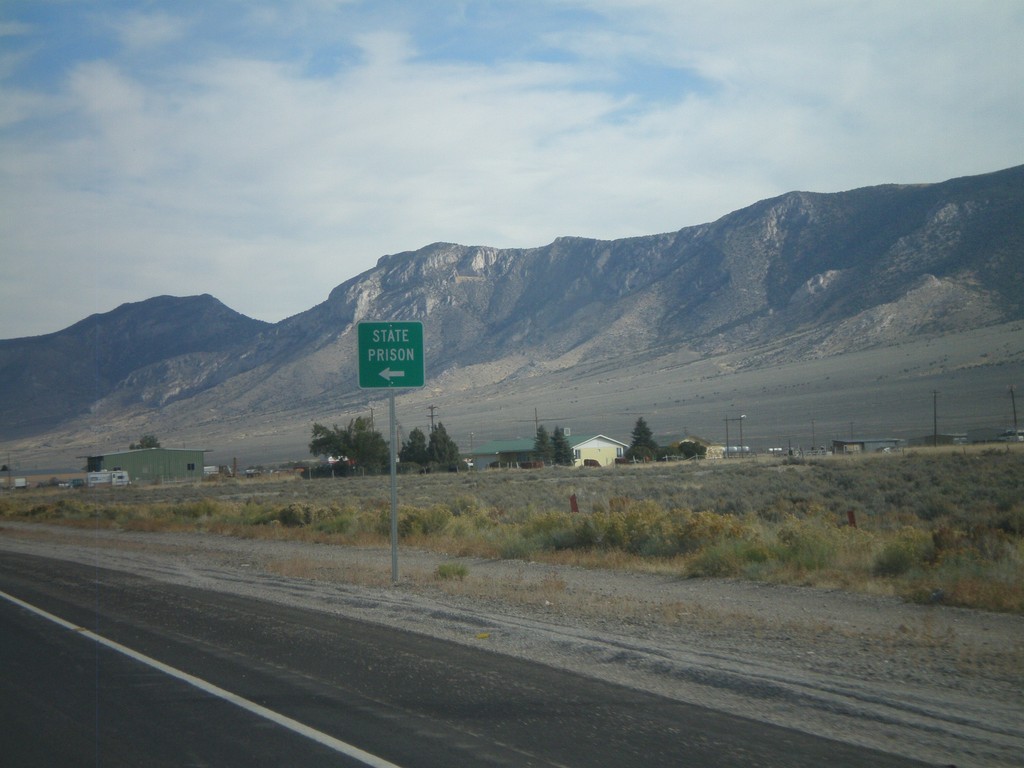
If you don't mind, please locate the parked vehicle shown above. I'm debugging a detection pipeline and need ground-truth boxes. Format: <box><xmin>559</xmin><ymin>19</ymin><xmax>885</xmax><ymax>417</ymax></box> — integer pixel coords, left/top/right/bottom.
<box><xmin>87</xmin><ymin>470</ymin><xmax>130</xmax><ymax>487</ymax></box>
<box><xmin>996</xmin><ymin>429</ymin><xmax>1024</xmax><ymax>442</ymax></box>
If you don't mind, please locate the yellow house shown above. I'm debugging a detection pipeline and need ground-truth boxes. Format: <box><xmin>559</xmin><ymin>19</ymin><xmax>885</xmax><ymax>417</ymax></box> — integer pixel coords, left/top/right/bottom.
<box><xmin>571</xmin><ymin>434</ymin><xmax>629</xmax><ymax>467</ymax></box>
<box><xmin>468</xmin><ymin>434</ymin><xmax>629</xmax><ymax>468</ymax></box>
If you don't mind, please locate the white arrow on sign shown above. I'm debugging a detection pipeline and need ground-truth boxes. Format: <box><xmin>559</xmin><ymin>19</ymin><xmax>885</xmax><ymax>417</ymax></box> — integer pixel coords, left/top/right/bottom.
<box><xmin>379</xmin><ymin>368</ymin><xmax>406</xmax><ymax>382</ymax></box>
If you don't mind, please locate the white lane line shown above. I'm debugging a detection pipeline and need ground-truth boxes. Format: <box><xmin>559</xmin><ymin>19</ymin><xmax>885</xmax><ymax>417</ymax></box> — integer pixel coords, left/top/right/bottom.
<box><xmin>1</xmin><ymin>589</ymin><xmax>405</xmax><ymax>768</ymax></box>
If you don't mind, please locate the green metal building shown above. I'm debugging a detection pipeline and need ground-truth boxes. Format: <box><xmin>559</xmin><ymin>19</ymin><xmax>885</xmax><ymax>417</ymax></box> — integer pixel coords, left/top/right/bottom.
<box><xmin>86</xmin><ymin>447</ymin><xmax>208</xmax><ymax>484</ymax></box>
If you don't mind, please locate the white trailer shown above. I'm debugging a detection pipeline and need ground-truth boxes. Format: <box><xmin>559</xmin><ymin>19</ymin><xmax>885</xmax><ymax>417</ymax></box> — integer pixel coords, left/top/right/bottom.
<box><xmin>87</xmin><ymin>470</ymin><xmax>130</xmax><ymax>488</ymax></box>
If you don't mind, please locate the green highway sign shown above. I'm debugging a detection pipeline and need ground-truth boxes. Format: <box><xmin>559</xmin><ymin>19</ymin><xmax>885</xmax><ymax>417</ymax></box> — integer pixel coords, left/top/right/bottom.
<box><xmin>357</xmin><ymin>321</ymin><xmax>425</xmax><ymax>389</ymax></box>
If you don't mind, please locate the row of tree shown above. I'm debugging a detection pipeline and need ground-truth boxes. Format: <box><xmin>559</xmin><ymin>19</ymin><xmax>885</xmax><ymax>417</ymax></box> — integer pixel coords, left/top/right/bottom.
<box><xmin>308</xmin><ymin>418</ymin><xmax>461</xmax><ymax>474</ymax></box>
<box><xmin>531</xmin><ymin>425</ymin><xmax>575</xmax><ymax>465</ymax></box>
<box><xmin>534</xmin><ymin>417</ymin><xmax>705</xmax><ymax>465</ymax></box>
<box><xmin>625</xmin><ymin>416</ymin><xmax>708</xmax><ymax>461</ymax></box>
<box><xmin>307</xmin><ymin>415</ymin><xmax>706</xmax><ymax>475</ymax></box>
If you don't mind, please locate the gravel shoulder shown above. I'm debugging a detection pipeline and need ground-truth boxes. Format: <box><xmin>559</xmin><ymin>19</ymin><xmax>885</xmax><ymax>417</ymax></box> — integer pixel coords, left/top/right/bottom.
<box><xmin>2</xmin><ymin>521</ymin><xmax>1022</xmax><ymax>767</ymax></box>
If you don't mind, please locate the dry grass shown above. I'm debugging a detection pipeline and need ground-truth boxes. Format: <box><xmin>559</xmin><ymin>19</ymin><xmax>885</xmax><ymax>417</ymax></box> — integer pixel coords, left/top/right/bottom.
<box><xmin>3</xmin><ymin>448</ymin><xmax>1023</xmax><ymax>613</ymax></box>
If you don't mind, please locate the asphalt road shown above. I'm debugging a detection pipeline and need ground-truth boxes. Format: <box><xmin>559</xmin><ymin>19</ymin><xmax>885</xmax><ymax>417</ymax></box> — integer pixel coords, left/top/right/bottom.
<box><xmin>0</xmin><ymin>552</ymin><xmax>932</xmax><ymax>767</ymax></box>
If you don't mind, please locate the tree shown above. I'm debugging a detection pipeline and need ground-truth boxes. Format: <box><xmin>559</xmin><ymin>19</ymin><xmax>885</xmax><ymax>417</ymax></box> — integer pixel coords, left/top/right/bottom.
<box><xmin>627</xmin><ymin>417</ymin><xmax>658</xmax><ymax>461</ymax></box>
<box><xmin>678</xmin><ymin>439</ymin><xmax>708</xmax><ymax>460</ymax></box>
<box><xmin>552</xmin><ymin>426</ymin><xmax>574</xmax><ymax>466</ymax></box>
<box><xmin>309</xmin><ymin>422</ymin><xmax>344</xmax><ymax>458</ymax></box>
<box><xmin>427</xmin><ymin>422</ymin><xmax>461</xmax><ymax>466</ymax></box>
<box><xmin>308</xmin><ymin>418</ymin><xmax>388</xmax><ymax>473</ymax></box>
<box><xmin>130</xmin><ymin>434</ymin><xmax>160</xmax><ymax>450</ymax></box>
<box><xmin>400</xmin><ymin>427</ymin><xmax>430</xmax><ymax>466</ymax></box>
<box><xmin>533</xmin><ymin>425</ymin><xmax>553</xmax><ymax>464</ymax></box>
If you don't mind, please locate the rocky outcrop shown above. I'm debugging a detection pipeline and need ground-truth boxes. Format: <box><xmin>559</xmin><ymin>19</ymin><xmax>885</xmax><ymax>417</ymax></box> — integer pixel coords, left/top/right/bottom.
<box><xmin>1</xmin><ymin>165</ymin><xmax>1021</xmax><ymax>438</ymax></box>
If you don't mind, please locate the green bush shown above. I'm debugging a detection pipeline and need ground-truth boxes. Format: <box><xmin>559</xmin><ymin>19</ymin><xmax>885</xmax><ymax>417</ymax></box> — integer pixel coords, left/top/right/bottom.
<box><xmin>435</xmin><ymin>562</ymin><xmax>468</xmax><ymax>580</ymax></box>
<box><xmin>170</xmin><ymin>498</ymin><xmax>222</xmax><ymax>519</ymax></box>
<box><xmin>873</xmin><ymin>527</ymin><xmax>934</xmax><ymax>576</ymax></box>
<box><xmin>773</xmin><ymin>517</ymin><xmax>840</xmax><ymax>572</ymax></box>
<box><xmin>586</xmin><ymin>501</ymin><xmax>681</xmax><ymax>556</ymax></box>
<box><xmin>397</xmin><ymin>504</ymin><xmax>453</xmax><ymax>536</ymax></box>
<box><xmin>679</xmin><ymin>510</ymin><xmax>745</xmax><ymax>552</ymax></box>
<box><xmin>254</xmin><ymin>502</ymin><xmax>343</xmax><ymax>528</ymax></box>
<box><xmin>495</xmin><ymin>530</ymin><xmax>534</xmax><ymax>560</ymax></box>
<box><xmin>447</xmin><ymin>495</ymin><xmax>480</xmax><ymax>516</ymax></box>
<box><xmin>688</xmin><ymin>536</ymin><xmax>770</xmax><ymax>577</ymax></box>
<box><xmin>313</xmin><ymin>506</ymin><xmax>356</xmax><ymax>535</ymax></box>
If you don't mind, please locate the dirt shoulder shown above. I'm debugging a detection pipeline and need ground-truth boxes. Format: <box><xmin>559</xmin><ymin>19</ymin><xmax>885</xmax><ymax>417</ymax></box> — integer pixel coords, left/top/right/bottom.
<box><xmin>2</xmin><ymin>522</ymin><xmax>1021</xmax><ymax>767</ymax></box>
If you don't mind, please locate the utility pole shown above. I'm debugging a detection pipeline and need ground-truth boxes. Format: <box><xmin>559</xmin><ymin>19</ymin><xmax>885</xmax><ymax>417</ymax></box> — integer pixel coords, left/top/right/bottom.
<box><xmin>933</xmin><ymin>390</ymin><xmax>940</xmax><ymax>447</ymax></box>
<box><xmin>427</xmin><ymin>404</ymin><xmax>438</xmax><ymax>432</ymax></box>
<box><xmin>1011</xmin><ymin>384</ymin><xmax>1018</xmax><ymax>432</ymax></box>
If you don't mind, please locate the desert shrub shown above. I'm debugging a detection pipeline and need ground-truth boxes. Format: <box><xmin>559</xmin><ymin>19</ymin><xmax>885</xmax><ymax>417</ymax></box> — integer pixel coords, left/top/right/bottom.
<box><xmin>930</xmin><ymin>522</ymin><xmax>1015</xmax><ymax>566</ymax></box>
<box><xmin>313</xmin><ymin>506</ymin><xmax>357</xmax><ymax>535</ymax></box>
<box><xmin>397</xmin><ymin>504</ymin><xmax>453</xmax><ymax>537</ymax></box>
<box><xmin>687</xmin><ymin>536</ymin><xmax>771</xmax><ymax>577</ymax></box>
<box><xmin>278</xmin><ymin>502</ymin><xmax>313</xmax><ymax>527</ymax></box>
<box><xmin>25</xmin><ymin>504</ymin><xmax>54</xmax><ymax>518</ymax></box>
<box><xmin>772</xmin><ymin>516</ymin><xmax>840</xmax><ymax>573</ymax></box>
<box><xmin>873</xmin><ymin>527</ymin><xmax>935</xmax><ymax>576</ymax></box>
<box><xmin>447</xmin><ymin>495</ymin><xmax>480</xmax><ymax>516</ymax></box>
<box><xmin>444</xmin><ymin>508</ymin><xmax>496</xmax><ymax>538</ymax></box>
<box><xmin>254</xmin><ymin>502</ymin><xmax>342</xmax><ymax>528</ymax></box>
<box><xmin>494</xmin><ymin>530</ymin><xmax>534</xmax><ymax>560</ymax></box>
<box><xmin>55</xmin><ymin>498</ymin><xmax>96</xmax><ymax>518</ymax></box>
<box><xmin>435</xmin><ymin>562</ymin><xmax>468</xmax><ymax>580</ymax></box>
<box><xmin>169</xmin><ymin>498</ymin><xmax>222</xmax><ymax>519</ymax></box>
<box><xmin>905</xmin><ymin>553</ymin><xmax>1024</xmax><ymax>612</ymax></box>
<box><xmin>584</xmin><ymin>501</ymin><xmax>681</xmax><ymax>556</ymax></box>
<box><xmin>679</xmin><ymin>510</ymin><xmax>745</xmax><ymax>552</ymax></box>
<box><xmin>993</xmin><ymin>501</ymin><xmax>1024</xmax><ymax>536</ymax></box>
<box><xmin>519</xmin><ymin>511</ymin><xmax>580</xmax><ymax>551</ymax></box>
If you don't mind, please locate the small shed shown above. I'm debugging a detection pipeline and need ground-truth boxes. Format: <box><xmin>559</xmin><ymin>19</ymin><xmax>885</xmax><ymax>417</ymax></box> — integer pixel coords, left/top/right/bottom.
<box><xmin>85</xmin><ymin>447</ymin><xmax>209</xmax><ymax>484</ymax></box>
<box><xmin>831</xmin><ymin>438</ymin><xmax>904</xmax><ymax>454</ymax></box>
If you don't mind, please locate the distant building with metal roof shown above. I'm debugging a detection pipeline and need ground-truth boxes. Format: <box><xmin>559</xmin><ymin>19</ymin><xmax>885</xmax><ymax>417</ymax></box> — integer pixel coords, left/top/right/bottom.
<box><xmin>85</xmin><ymin>447</ymin><xmax>208</xmax><ymax>484</ymax></box>
<box><xmin>830</xmin><ymin>438</ymin><xmax>904</xmax><ymax>454</ymax></box>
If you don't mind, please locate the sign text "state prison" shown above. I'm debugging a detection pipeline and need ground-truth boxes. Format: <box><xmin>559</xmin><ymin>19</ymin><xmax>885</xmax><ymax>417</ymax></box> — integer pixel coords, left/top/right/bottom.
<box><xmin>367</xmin><ymin>326</ymin><xmax>415</xmax><ymax>362</ymax></box>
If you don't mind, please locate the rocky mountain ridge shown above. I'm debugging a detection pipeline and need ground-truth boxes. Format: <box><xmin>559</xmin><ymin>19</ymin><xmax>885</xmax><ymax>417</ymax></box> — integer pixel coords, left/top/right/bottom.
<box><xmin>2</xmin><ymin>165</ymin><xmax>1022</xmax><ymax>464</ymax></box>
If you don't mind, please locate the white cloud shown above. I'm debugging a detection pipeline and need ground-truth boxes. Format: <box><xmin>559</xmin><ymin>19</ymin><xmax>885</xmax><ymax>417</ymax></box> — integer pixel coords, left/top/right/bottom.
<box><xmin>1</xmin><ymin>0</ymin><xmax>1022</xmax><ymax>338</ymax></box>
<box><xmin>109</xmin><ymin>10</ymin><xmax>190</xmax><ymax>51</ymax></box>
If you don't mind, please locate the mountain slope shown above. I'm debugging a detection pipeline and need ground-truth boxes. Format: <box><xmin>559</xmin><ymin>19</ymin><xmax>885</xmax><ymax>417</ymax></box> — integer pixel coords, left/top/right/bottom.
<box><xmin>0</xmin><ymin>295</ymin><xmax>269</xmax><ymax>436</ymax></box>
<box><xmin>1</xmin><ymin>165</ymin><xmax>1022</xmax><ymax>458</ymax></box>
<box><xmin>261</xmin><ymin>163</ymin><xmax>1022</xmax><ymax>379</ymax></box>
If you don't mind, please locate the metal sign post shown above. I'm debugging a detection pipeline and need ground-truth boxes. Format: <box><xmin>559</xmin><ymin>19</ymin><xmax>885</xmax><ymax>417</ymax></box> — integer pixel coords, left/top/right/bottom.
<box><xmin>389</xmin><ymin>390</ymin><xmax>398</xmax><ymax>582</ymax></box>
<box><xmin>357</xmin><ymin>322</ymin><xmax>425</xmax><ymax>583</ymax></box>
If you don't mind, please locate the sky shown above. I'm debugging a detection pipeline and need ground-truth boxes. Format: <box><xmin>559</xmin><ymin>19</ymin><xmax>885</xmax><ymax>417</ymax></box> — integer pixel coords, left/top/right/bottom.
<box><xmin>1</xmin><ymin>1</ymin><xmax>1022</xmax><ymax>339</ymax></box>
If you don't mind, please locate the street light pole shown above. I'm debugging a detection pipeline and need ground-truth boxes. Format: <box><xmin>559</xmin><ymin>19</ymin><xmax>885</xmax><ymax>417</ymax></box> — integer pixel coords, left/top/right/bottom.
<box><xmin>725</xmin><ymin>415</ymin><xmax>746</xmax><ymax>458</ymax></box>
<box><xmin>1011</xmin><ymin>384</ymin><xmax>1018</xmax><ymax>433</ymax></box>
